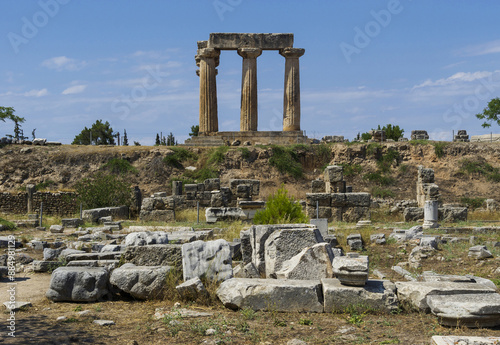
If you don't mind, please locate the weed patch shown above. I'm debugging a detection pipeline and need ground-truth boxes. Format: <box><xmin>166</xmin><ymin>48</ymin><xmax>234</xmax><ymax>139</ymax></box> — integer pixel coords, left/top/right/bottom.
<box><xmin>269</xmin><ymin>145</ymin><xmax>303</xmax><ymax>178</ymax></box>
<box><xmin>433</xmin><ymin>142</ymin><xmax>447</xmax><ymax>158</ymax></box>
<box><xmin>164</xmin><ymin>147</ymin><xmax>198</xmax><ymax>169</ymax></box>
<box><xmin>102</xmin><ymin>158</ymin><xmax>138</xmax><ymax>174</ymax></box>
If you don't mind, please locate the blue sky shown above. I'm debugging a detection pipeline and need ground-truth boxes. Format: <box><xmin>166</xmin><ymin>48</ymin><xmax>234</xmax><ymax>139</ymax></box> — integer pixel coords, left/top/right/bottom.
<box><xmin>1</xmin><ymin>0</ymin><xmax>500</xmax><ymax>145</ymax></box>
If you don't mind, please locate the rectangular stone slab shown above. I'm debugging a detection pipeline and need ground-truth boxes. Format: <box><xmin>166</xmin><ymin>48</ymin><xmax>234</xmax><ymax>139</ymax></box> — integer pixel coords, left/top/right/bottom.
<box><xmin>395</xmin><ymin>281</ymin><xmax>497</xmax><ymax>312</ymax></box>
<box><xmin>322</xmin><ymin>279</ymin><xmax>398</xmax><ymax>313</ymax></box>
<box><xmin>216</xmin><ymin>278</ymin><xmax>323</xmax><ymax>313</ymax></box>
<box><xmin>431</xmin><ymin>336</ymin><xmax>500</xmax><ymax>345</ymax></box>
<box><xmin>208</xmin><ymin>33</ymin><xmax>293</xmax><ymax>50</ymax></box>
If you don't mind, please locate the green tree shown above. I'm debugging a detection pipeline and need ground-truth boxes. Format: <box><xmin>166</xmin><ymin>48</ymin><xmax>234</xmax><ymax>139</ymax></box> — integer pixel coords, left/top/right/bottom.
<box><xmin>476</xmin><ymin>98</ymin><xmax>500</xmax><ymax>128</ymax></box>
<box><xmin>123</xmin><ymin>129</ymin><xmax>129</xmax><ymax>146</ymax></box>
<box><xmin>134</xmin><ymin>141</ymin><xmax>141</xmax><ymax>146</ymax></box>
<box><xmin>166</xmin><ymin>132</ymin><xmax>176</xmax><ymax>146</ymax></box>
<box><xmin>72</xmin><ymin>120</ymin><xmax>116</xmax><ymax>145</ymax></box>
<box><xmin>75</xmin><ymin>172</ymin><xmax>132</xmax><ymax>209</ymax></box>
<box><xmin>253</xmin><ymin>186</ymin><xmax>308</xmax><ymax>224</ymax></box>
<box><xmin>379</xmin><ymin>124</ymin><xmax>404</xmax><ymax>141</ymax></box>
<box><xmin>189</xmin><ymin>125</ymin><xmax>199</xmax><ymax>137</ymax></box>
<box><xmin>0</xmin><ymin>107</ymin><xmax>25</xmax><ymax>138</ymax></box>
<box><xmin>155</xmin><ymin>133</ymin><xmax>161</xmax><ymax>146</ymax></box>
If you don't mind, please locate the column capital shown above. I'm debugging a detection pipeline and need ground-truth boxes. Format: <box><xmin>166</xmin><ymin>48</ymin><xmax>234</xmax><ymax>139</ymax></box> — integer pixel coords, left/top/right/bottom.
<box><xmin>279</xmin><ymin>47</ymin><xmax>305</xmax><ymax>58</ymax></box>
<box><xmin>237</xmin><ymin>48</ymin><xmax>262</xmax><ymax>59</ymax></box>
<box><xmin>198</xmin><ymin>48</ymin><xmax>221</xmax><ymax>59</ymax></box>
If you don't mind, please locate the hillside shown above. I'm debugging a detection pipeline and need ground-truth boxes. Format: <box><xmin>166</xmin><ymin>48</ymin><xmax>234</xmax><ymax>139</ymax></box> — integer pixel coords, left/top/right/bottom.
<box><xmin>0</xmin><ymin>141</ymin><xmax>499</xmax><ymax>205</ymax></box>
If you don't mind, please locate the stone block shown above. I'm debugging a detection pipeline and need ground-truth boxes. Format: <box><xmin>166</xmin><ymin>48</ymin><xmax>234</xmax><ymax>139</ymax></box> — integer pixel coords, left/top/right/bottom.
<box><xmin>344</xmin><ymin>193</ymin><xmax>371</xmax><ymax>207</ymax></box>
<box><xmin>184</xmin><ymin>184</ymin><xmax>198</xmax><ymax>193</ymax></box>
<box><xmin>140</xmin><ymin>209</ymin><xmax>175</xmax><ymax>222</ymax></box>
<box><xmin>82</xmin><ymin>206</ymin><xmax>128</xmax><ymax>223</ymax></box>
<box><xmin>49</xmin><ymin>225</ymin><xmax>64</xmax><ymax>234</ymax></box>
<box><xmin>61</xmin><ymin>218</ymin><xmax>83</xmax><ymax>228</ymax></box>
<box><xmin>32</xmin><ymin>260</ymin><xmax>63</xmax><ymax>273</ymax></box>
<box><xmin>205</xmin><ymin>207</ymin><xmax>247</xmax><ymax>223</ymax></box>
<box><xmin>306</xmin><ymin>193</ymin><xmax>331</xmax><ymax>207</ymax></box>
<box><xmin>275</xmin><ymin>243</ymin><xmax>334</xmax><ymax>280</ymax></box>
<box><xmin>311</xmin><ymin>179</ymin><xmax>325</xmax><ymax>193</ymax></box>
<box><xmin>210</xmin><ymin>191</ymin><xmax>224</xmax><ymax>207</ymax></box>
<box><xmin>439</xmin><ymin>207</ymin><xmax>468</xmax><ymax>222</ymax></box>
<box><xmin>332</xmin><ymin>253</ymin><xmax>368</xmax><ymax>286</ymax></box>
<box><xmin>468</xmin><ymin>245</ymin><xmax>493</xmax><ymax>259</ymax></box>
<box><xmin>427</xmin><ymin>293</ymin><xmax>500</xmax><ymax>327</ymax></box>
<box><xmin>46</xmin><ymin>267</ymin><xmax>109</xmax><ymax>302</ymax></box>
<box><xmin>121</xmin><ymin>244</ymin><xmax>182</xmax><ymax>267</ymax></box>
<box><xmin>43</xmin><ymin>247</ymin><xmax>63</xmax><ymax>261</ymax></box>
<box><xmin>395</xmin><ymin>281</ymin><xmax>497</xmax><ymax>312</ymax></box>
<box><xmin>346</xmin><ymin>234</ymin><xmax>363</xmax><ymax>251</ymax></box>
<box><xmin>330</xmin><ymin>193</ymin><xmax>346</xmax><ymax>207</ymax></box>
<box><xmin>176</xmin><ymin>276</ymin><xmax>209</xmax><ymax>300</ymax></box>
<box><xmin>204</xmin><ymin>178</ymin><xmax>220</xmax><ymax>192</ymax></box>
<box><xmin>264</xmin><ymin>227</ymin><xmax>323</xmax><ymax>278</ymax></box>
<box><xmin>324</xmin><ymin>165</ymin><xmax>343</xmax><ymax>183</ymax></box>
<box><xmin>182</xmin><ymin>239</ymin><xmax>233</xmax><ymax>281</ymax></box>
<box><xmin>208</xmin><ymin>33</ymin><xmax>294</xmax><ymax>50</ymax></box>
<box><xmin>216</xmin><ymin>278</ymin><xmax>324</xmax><ymax>312</ymax></box>
<box><xmin>172</xmin><ymin>181</ymin><xmax>183</xmax><ymax>196</ymax></box>
<box><xmin>123</xmin><ymin>231</ymin><xmax>168</xmax><ymax>246</ymax></box>
<box><xmin>403</xmin><ymin>207</ymin><xmax>424</xmax><ymax>222</ymax></box>
<box><xmin>417</xmin><ymin>165</ymin><xmax>434</xmax><ymax>183</ymax></box>
<box><xmin>342</xmin><ymin>207</ymin><xmax>370</xmax><ymax>223</ymax></box>
<box><xmin>233</xmin><ymin>262</ymin><xmax>260</xmax><ymax>278</ymax></box>
<box><xmin>322</xmin><ymin>279</ymin><xmax>398</xmax><ymax>313</ymax></box>
<box><xmin>110</xmin><ymin>263</ymin><xmax>171</xmax><ymax>299</ymax></box>
<box><xmin>431</xmin><ymin>336</ymin><xmax>500</xmax><ymax>345</ymax></box>
<box><xmin>310</xmin><ymin>218</ymin><xmax>328</xmax><ymax>237</ymax></box>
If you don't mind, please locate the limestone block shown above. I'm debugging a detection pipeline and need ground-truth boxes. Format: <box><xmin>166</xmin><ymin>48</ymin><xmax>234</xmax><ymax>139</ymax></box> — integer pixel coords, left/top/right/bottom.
<box><xmin>123</xmin><ymin>231</ymin><xmax>169</xmax><ymax>246</ymax></box>
<box><xmin>61</xmin><ymin>218</ymin><xmax>83</xmax><ymax>228</ymax></box>
<box><xmin>370</xmin><ymin>233</ymin><xmax>386</xmax><ymax>244</ymax></box>
<box><xmin>332</xmin><ymin>253</ymin><xmax>369</xmax><ymax>286</ymax></box>
<box><xmin>439</xmin><ymin>207</ymin><xmax>468</xmax><ymax>222</ymax></box>
<box><xmin>82</xmin><ymin>206</ymin><xmax>128</xmax><ymax>223</ymax></box>
<box><xmin>176</xmin><ymin>276</ymin><xmax>209</xmax><ymax>300</ymax></box>
<box><xmin>230</xmin><ymin>179</ymin><xmax>260</xmax><ymax>196</ymax></box>
<box><xmin>311</xmin><ymin>180</ymin><xmax>325</xmax><ymax>193</ymax></box>
<box><xmin>330</xmin><ymin>193</ymin><xmax>346</xmax><ymax>207</ymax></box>
<box><xmin>59</xmin><ymin>248</ymin><xmax>86</xmax><ymax>260</ymax></box>
<box><xmin>342</xmin><ymin>207</ymin><xmax>370</xmax><ymax>223</ymax></box>
<box><xmin>110</xmin><ymin>263</ymin><xmax>170</xmax><ymax>299</ymax></box>
<box><xmin>240</xmin><ymin>229</ymin><xmax>252</xmax><ymax>265</ymax></box>
<box><xmin>233</xmin><ymin>262</ymin><xmax>260</xmax><ymax>278</ymax></box>
<box><xmin>275</xmin><ymin>243</ymin><xmax>334</xmax><ymax>280</ymax></box>
<box><xmin>322</xmin><ymin>279</ymin><xmax>398</xmax><ymax>313</ymax></box>
<box><xmin>344</xmin><ymin>193</ymin><xmax>371</xmax><ymax>207</ymax></box>
<box><xmin>468</xmin><ymin>245</ymin><xmax>493</xmax><ymax>259</ymax></box>
<box><xmin>421</xmin><ymin>272</ymin><xmax>497</xmax><ymax>290</ymax></box>
<box><xmin>43</xmin><ymin>247</ymin><xmax>63</xmax><ymax>261</ymax></box>
<box><xmin>205</xmin><ymin>207</ymin><xmax>247</xmax><ymax>223</ymax></box>
<box><xmin>210</xmin><ymin>191</ymin><xmax>224</xmax><ymax>207</ymax></box>
<box><xmin>419</xmin><ymin>236</ymin><xmax>439</xmax><ymax>249</ymax></box>
<box><xmin>427</xmin><ymin>293</ymin><xmax>500</xmax><ymax>327</ymax></box>
<box><xmin>139</xmin><ymin>209</ymin><xmax>174</xmax><ymax>222</ymax></box>
<box><xmin>324</xmin><ymin>165</ymin><xmax>343</xmax><ymax>183</ymax></box>
<box><xmin>184</xmin><ymin>184</ymin><xmax>198</xmax><ymax>193</ymax></box>
<box><xmin>264</xmin><ymin>227</ymin><xmax>324</xmax><ymax>278</ymax></box>
<box><xmin>431</xmin><ymin>336</ymin><xmax>500</xmax><ymax>345</ymax></box>
<box><xmin>100</xmin><ymin>244</ymin><xmax>122</xmax><ymax>253</ymax></box>
<box><xmin>306</xmin><ymin>193</ymin><xmax>331</xmax><ymax>207</ymax></box>
<box><xmin>182</xmin><ymin>239</ymin><xmax>233</xmax><ymax>281</ymax></box>
<box><xmin>32</xmin><ymin>260</ymin><xmax>63</xmax><ymax>273</ymax></box>
<box><xmin>395</xmin><ymin>281</ymin><xmax>497</xmax><ymax>312</ymax></box>
<box><xmin>346</xmin><ymin>234</ymin><xmax>363</xmax><ymax>251</ymax></box>
<box><xmin>203</xmin><ymin>178</ymin><xmax>220</xmax><ymax>192</ymax></box>
<box><xmin>46</xmin><ymin>267</ymin><xmax>109</xmax><ymax>302</ymax></box>
<box><xmin>208</xmin><ymin>33</ymin><xmax>294</xmax><ymax>50</ymax></box>
<box><xmin>389</xmin><ymin>226</ymin><xmax>423</xmax><ymax>242</ymax></box>
<box><xmin>121</xmin><ymin>244</ymin><xmax>182</xmax><ymax>267</ymax></box>
<box><xmin>417</xmin><ymin>165</ymin><xmax>434</xmax><ymax>183</ymax></box>
<box><xmin>403</xmin><ymin>207</ymin><xmax>424</xmax><ymax>222</ymax></box>
<box><xmin>49</xmin><ymin>225</ymin><xmax>64</xmax><ymax>234</ymax></box>
<box><xmin>216</xmin><ymin>278</ymin><xmax>324</xmax><ymax>312</ymax></box>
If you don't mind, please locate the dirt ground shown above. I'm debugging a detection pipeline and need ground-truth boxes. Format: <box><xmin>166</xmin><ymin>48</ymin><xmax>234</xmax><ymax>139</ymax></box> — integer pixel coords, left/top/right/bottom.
<box><xmin>1</xmin><ymin>222</ymin><xmax>500</xmax><ymax>345</ymax></box>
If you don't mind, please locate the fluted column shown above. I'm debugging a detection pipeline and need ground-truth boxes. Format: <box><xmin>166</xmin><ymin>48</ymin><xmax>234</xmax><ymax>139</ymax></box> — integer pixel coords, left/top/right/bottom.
<box><xmin>237</xmin><ymin>48</ymin><xmax>262</xmax><ymax>131</ymax></box>
<box><xmin>196</xmin><ymin>48</ymin><xmax>220</xmax><ymax>134</ymax></box>
<box><xmin>280</xmin><ymin>48</ymin><xmax>305</xmax><ymax>131</ymax></box>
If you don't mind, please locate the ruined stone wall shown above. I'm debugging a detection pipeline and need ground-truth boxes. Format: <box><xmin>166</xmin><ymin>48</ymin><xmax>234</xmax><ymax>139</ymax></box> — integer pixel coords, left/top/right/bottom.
<box><xmin>0</xmin><ymin>192</ymin><xmax>78</xmax><ymax>216</ymax></box>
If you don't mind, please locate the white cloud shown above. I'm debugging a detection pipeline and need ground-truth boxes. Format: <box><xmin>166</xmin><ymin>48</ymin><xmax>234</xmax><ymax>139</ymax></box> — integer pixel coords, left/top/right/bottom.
<box><xmin>24</xmin><ymin>88</ymin><xmax>48</xmax><ymax>97</ymax></box>
<box><xmin>459</xmin><ymin>40</ymin><xmax>500</xmax><ymax>56</ymax></box>
<box><xmin>412</xmin><ymin>71</ymin><xmax>493</xmax><ymax>89</ymax></box>
<box><xmin>41</xmin><ymin>56</ymin><xmax>87</xmax><ymax>71</ymax></box>
<box><xmin>62</xmin><ymin>85</ymin><xmax>87</xmax><ymax>95</ymax></box>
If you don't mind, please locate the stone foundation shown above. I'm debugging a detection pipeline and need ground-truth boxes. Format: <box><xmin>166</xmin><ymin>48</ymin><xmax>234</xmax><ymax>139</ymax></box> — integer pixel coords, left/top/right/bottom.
<box><xmin>184</xmin><ymin>130</ymin><xmax>308</xmax><ymax>146</ymax></box>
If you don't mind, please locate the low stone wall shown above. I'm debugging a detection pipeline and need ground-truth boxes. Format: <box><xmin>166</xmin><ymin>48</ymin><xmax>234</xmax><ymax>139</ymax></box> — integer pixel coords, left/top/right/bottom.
<box><xmin>0</xmin><ymin>191</ymin><xmax>78</xmax><ymax>216</ymax></box>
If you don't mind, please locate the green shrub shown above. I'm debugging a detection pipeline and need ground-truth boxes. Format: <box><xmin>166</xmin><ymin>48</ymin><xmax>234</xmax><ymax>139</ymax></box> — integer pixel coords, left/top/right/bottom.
<box><xmin>0</xmin><ymin>218</ymin><xmax>16</xmax><ymax>230</ymax></box>
<box><xmin>366</xmin><ymin>143</ymin><xmax>381</xmax><ymax>157</ymax></box>
<box><xmin>163</xmin><ymin>147</ymin><xmax>198</xmax><ymax>169</ymax></box>
<box><xmin>459</xmin><ymin>159</ymin><xmax>500</xmax><ymax>182</ymax></box>
<box><xmin>183</xmin><ymin>166</ymin><xmax>219</xmax><ymax>182</ymax></box>
<box><xmin>377</xmin><ymin>148</ymin><xmax>399</xmax><ymax>173</ymax></box>
<box><xmin>269</xmin><ymin>145</ymin><xmax>303</xmax><ymax>178</ymax></box>
<box><xmin>238</xmin><ymin>147</ymin><xmax>251</xmax><ymax>160</ymax></box>
<box><xmin>75</xmin><ymin>172</ymin><xmax>132</xmax><ymax>209</ymax></box>
<box><xmin>371</xmin><ymin>186</ymin><xmax>395</xmax><ymax>198</ymax></box>
<box><xmin>254</xmin><ymin>186</ymin><xmax>308</xmax><ymax>224</ymax></box>
<box><xmin>363</xmin><ymin>172</ymin><xmax>395</xmax><ymax>186</ymax></box>
<box><xmin>433</xmin><ymin>142</ymin><xmax>448</xmax><ymax>158</ymax></box>
<box><xmin>35</xmin><ymin>179</ymin><xmax>56</xmax><ymax>191</ymax></box>
<box><xmin>102</xmin><ymin>158</ymin><xmax>138</xmax><ymax>174</ymax></box>
<box><xmin>460</xmin><ymin>197</ymin><xmax>486</xmax><ymax>210</ymax></box>
<box><xmin>341</xmin><ymin>164</ymin><xmax>362</xmax><ymax>177</ymax></box>
<box><xmin>207</xmin><ymin>146</ymin><xmax>230</xmax><ymax>165</ymax></box>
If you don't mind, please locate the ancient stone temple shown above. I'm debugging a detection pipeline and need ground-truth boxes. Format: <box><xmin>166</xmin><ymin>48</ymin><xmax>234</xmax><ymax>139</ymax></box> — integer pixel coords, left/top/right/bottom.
<box><xmin>185</xmin><ymin>33</ymin><xmax>308</xmax><ymax>146</ymax></box>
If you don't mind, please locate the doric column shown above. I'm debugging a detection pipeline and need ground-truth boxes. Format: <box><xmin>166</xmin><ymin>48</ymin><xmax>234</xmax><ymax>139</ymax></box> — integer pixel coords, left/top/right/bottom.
<box><xmin>196</xmin><ymin>48</ymin><xmax>220</xmax><ymax>134</ymax></box>
<box><xmin>280</xmin><ymin>48</ymin><xmax>305</xmax><ymax>131</ymax></box>
<box><xmin>237</xmin><ymin>48</ymin><xmax>262</xmax><ymax>131</ymax></box>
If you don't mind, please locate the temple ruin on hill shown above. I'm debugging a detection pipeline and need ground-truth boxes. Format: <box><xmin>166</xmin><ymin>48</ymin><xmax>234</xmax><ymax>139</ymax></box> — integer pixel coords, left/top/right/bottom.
<box><xmin>185</xmin><ymin>33</ymin><xmax>308</xmax><ymax>146</ymax></box>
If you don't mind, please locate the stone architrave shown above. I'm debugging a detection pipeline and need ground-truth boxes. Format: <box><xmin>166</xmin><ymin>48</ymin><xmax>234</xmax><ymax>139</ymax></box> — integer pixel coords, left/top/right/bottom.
<box><xmin>280</xmin><ymin>48</ymin><xmax>305</xmax><ymax>131</ymax></box>
<box><xmin>237</xmin><ymin>48</ymin><xmax>262</xmax><ymax>131</ymax></box>
<box><xmin>197</xmin><ymin>48</ymin><xmax>220</xmax><ymax>134</ymax></box>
